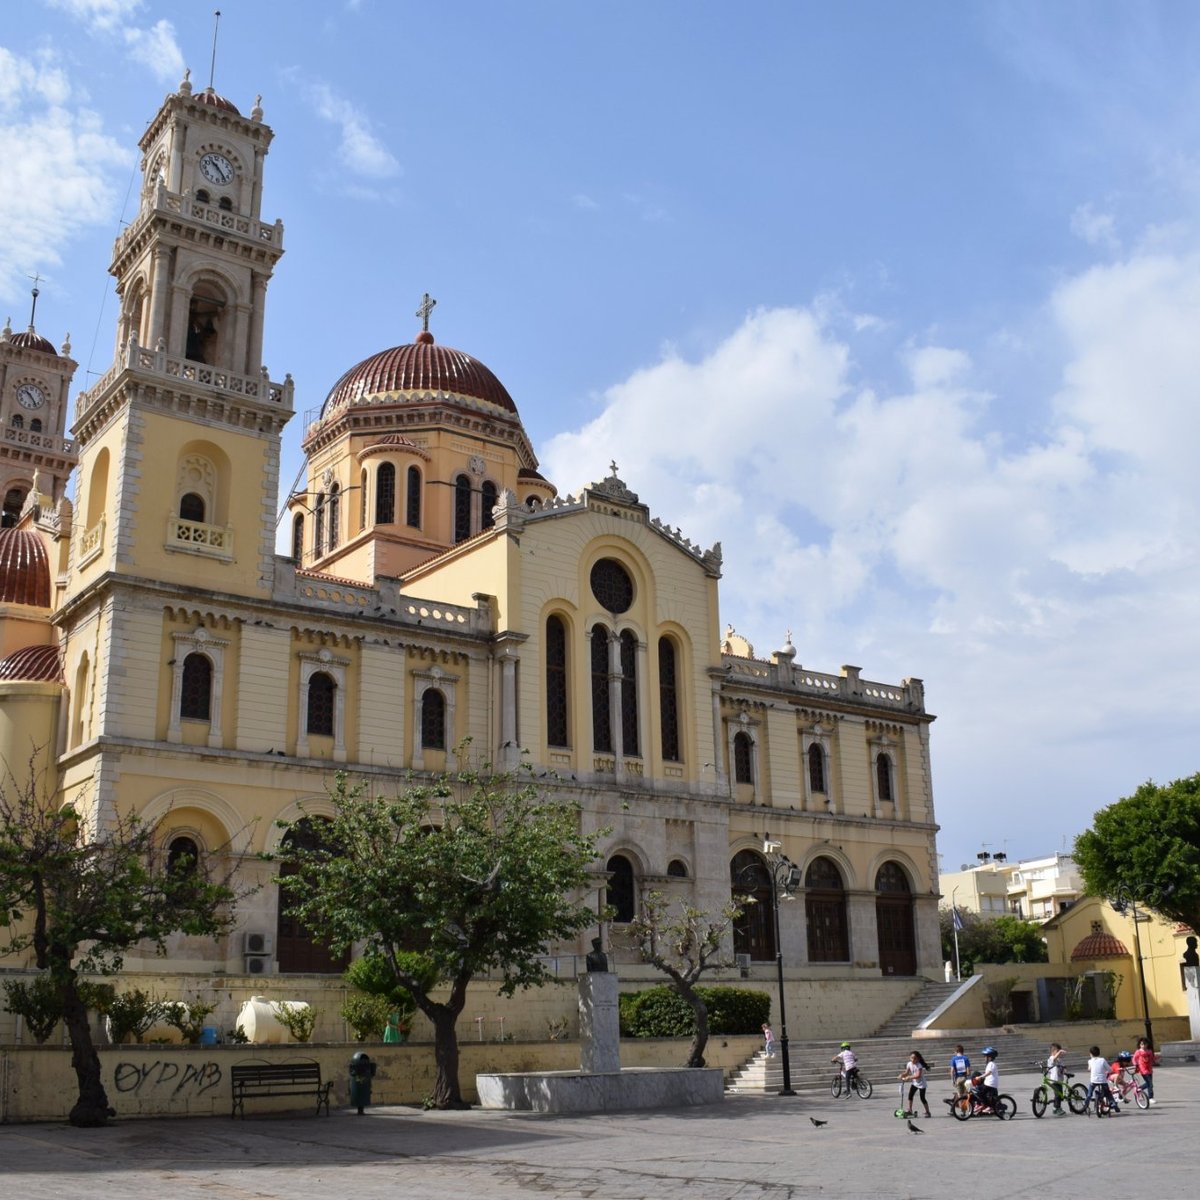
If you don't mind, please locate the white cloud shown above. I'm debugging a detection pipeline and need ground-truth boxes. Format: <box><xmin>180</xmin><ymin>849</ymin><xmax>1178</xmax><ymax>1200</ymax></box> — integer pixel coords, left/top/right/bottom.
<box><xmin>542</xmin><ymin>238</ymin><xmax>1200</xmax><ymax>862</ymax></box>
<box><xmin>123</xmin><ymin>18</ymin><xmax>184</xmax><ymax>83</ymax></box>
<box><xmin>309</xmin><ymin>83</ymin><xmax>401</xmax><ymax>181</ymax></box>
<box><xmin>44</xmin><ymin>0</ymin><xmax>183</xmax><ymax>82</ymax></box>
<box><xmin>44</xmin><ymin>0</ymin><xmax>142</xmax><ymax>30</ymax></box>
<box><xmin>1070</xmin><ymin>202</ymin><xmax>1120</xmax><ymax>250</ymax></box>
<box><xmin>0</xmin><ymin>47</ymin><xmax>127</xmax><ymax>306</ymax></box>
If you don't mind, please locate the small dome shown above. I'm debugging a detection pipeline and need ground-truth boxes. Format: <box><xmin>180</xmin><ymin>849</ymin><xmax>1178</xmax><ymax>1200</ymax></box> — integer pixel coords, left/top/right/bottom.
<box><xmin>194</xmin><ymin>87</ymin><xmax>241</xmax><ymax>115</ymax></box>
<box><xmin>1070</xmin><ymin>931</ymin><xmax>1129</xmax><ymax>961</ymax></box>
<box><xmin>0</xmin><ymin>644</ymin><xmax>62</xmax><ymax>683</ymax></box>
<box><xmin>324</xmin><ymin>333</ymin><xmax>518</xmax><ymax>416</ymax></box>
<box><xmin>9</xmin><ymin>329</ymin><xmax>56</xmax><ymax>355</ymax></box>
<box><xmin>0</xmin><ymin>529</ymin><xmax>51</xmax><ymax>607</ymax></box>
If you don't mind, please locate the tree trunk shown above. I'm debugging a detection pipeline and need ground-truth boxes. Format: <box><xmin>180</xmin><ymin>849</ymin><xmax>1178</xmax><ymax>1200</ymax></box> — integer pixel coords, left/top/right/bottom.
<box><xmin>678</xmin><ymin>980</ymin><xmax>709</xmax><ymax>1069</ymax></box>
<box><xmin>59</xmin><ymin>973</ymin><xmax>113</xmax><ymax>1127</ymax></box>
<box><xmin>430</xmin><ymin>1006</ymin><xmax>467</xmax><ymax>1109</ymax></box>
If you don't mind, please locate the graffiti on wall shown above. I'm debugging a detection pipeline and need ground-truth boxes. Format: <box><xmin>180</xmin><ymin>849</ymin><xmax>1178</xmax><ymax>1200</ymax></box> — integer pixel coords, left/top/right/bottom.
<box><xmin>113</xmin><ymin>1059</ymin><xmax>223</xmax><ymax>1097</ymax></box>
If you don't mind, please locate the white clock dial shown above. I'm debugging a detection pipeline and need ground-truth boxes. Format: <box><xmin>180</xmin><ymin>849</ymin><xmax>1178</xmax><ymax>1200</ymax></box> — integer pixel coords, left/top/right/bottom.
<box><xmin>199</xmin><ymin>152</ymin><xmax>235</xmax><ymax>186</ymax></box>
<box><xmin>16</xmin><ymin>383</ymin><xmax>46</xmax><ymax>410</ymax></box>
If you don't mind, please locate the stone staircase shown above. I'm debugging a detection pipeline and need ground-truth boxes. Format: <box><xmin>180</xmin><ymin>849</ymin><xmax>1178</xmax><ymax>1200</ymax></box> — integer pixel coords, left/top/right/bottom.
<box><xmin>872</xmin><ymin>979</ymin><xmax>962</xmax><ymax>1037</ymax></box>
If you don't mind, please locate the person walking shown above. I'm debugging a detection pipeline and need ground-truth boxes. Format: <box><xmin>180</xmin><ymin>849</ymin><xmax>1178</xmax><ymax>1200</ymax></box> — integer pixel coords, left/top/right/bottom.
<box><xmin>948</xmin><ymin>1043</ymin><xmax>971</xmax><ymax>1100</ymax></box>
<box><xmin>1133</xmin><ymin>1036</ymin><xmax>1156</xmax><ymax>1105</ymax></box>
<box><xmin>900</xmin><ymin>1050</ymin><xmax>933</xmax><ymax>1118</ymax></box>
<box><xmin>762</xmin><ymin>1022</ymin><xmax>777</xmax><ymax>1059</ymax></box>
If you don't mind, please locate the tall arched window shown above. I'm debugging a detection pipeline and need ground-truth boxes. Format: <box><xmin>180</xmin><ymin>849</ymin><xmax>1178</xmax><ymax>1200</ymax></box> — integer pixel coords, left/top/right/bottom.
<box><xmin>875</xmin><ymin>861</ymin><xmax>917</xmax><ymax>976</ymax></box>
<box><xmin>481</xmin><ymin>480</ymin><xmax>498</xmax><ymax>530</ymax></box>
<box><xmin>179</xmin><ymin>652</ymin><xmax>212</xmax><ymax>721</ymax></box>
<box><xmin>306</xmin><ymin>670</ymin><xmax>335</xmax><ymax>736</ymax></box>
<box><xmin>314</xmin><ymin>493</ymin><xmax>326</xmax><ymax>558</ymax></box>
<box><xmin>730</xmin><ymin>850</ymin><xmax>775</xmax><ymax>961</ymax></box>
<box><xmin>167</xmin><ymin>835</ymin><xmax>200</xmax><ymax>878</ymax></box>
<box><xmin>406</xmin><ymin>466</ymin><xmax>421</xmax><ymax>528</ymax></box>
<box><xmin>359</xmin><ymin>469</ymin><xmax>367</xmax><ymax>529</ymax></box>
<box><xmin>659</xmin><ymin>636</ymin><xmax>680</xmax><ymax>762</ymax></box>
<box><xmin>453</xmin><ymin>474</ymin><xmax>472</xmax><ymax>543</ymax></box>
<box><xmin>591</xmin><ymin>624</ymin><xmax>612</xmax><ymax>753</ymax></box>
<box><xmin>876</xmin><ymin>752</ymin><xmax>894</xmax><ymax>803</ymax></box>
<box><xmin>30</xmin><ymin>418</ymin><xmax>42</xmax><ymax>433</ymax></box>
<box><xmin>421</xmin><ymin>689</ymin><xmax>446</xmax><ymax>750</ymax></box>
<box><xmin>805</xmin><ymin>856</ymin><xmax>849</xmax><ymax>962</ymax></box>
<box><xmin>619</xmin><ymin>630</ymin><xmax>638</xmax><ymax>756</ymax></box>
<box><xmin>808</xmin><ymin>743</ymin><xmax>826</xmax><ymax>793</ymax></box>
<box><xmin>277</xmin><ymin>818</ymin><xmax>350</xmax><ymax>974</ymax></box>
<box><xmin>546</xmin><ymin>615</ymin><xmax>568</xmax><ymax>748</ymax></box>
<box><xmin>327</xmin><ymin>483</ymin><xmax>340</xmax><ymax>550</ymax></box>
<box><xmin>733</xmin><ymin>731</ymin><xmax>754</xmax><ymax>784</ymax></box>
<box><xmin>291</xmin><ymin>514</ymin><xmax>304</xmax><ymax>561</ymax></box>
<box><xmin>606</xmin><ymin>854</ymin><xmax>636</xmax><ymax>923</ymax></box>
<box><xmin>179</xmin><ymin>492</ymin><xmax>205</xmax><ymax>522</ymax></box>
<box><xmin>375</xmin><ymin>463</ymin><xmax>395</xmax><ymax>524</ymax></box>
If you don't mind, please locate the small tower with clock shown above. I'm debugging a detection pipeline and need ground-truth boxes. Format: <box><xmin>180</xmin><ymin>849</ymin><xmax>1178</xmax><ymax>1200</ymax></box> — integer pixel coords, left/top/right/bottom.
<box><xmin>0</xmin><ymin>282</ymin><xmax>78</xmax><ymax>528</ymax></box>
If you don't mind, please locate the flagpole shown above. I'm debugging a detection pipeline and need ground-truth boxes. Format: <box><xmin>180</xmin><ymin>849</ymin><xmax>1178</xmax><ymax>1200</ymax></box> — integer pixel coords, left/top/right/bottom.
<box><xmin>951</xmin><ymin>886</ymin><xmax>962</xmax><ymax>981</ymax></box>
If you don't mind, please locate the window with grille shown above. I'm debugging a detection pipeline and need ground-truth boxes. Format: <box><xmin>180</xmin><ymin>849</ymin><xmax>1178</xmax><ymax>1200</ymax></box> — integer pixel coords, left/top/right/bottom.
<box><xmin>179</xmin><ymin>492</ymin><xmax>205</xmax><ymax>522</ymax></box>
<box><xmin>733</xmin><ymin>731</ymin><xmax>753</xmax><ymax>784</ymax></box>
<box><xmin>876</xmin><ymin>752</ymin><xmax>894</xmax><ymax>802</ymax></box>
<box><xmin>421</xmin><ymin>689</ymin><xmax>446</xmax><ymax>750</ymax></box>
<box><xmin>327</xmin><ymin>484</ymin><xmax>340</xmax><ymax>550</ymax></box>
<box><xmin>314</xmin><ymin>494</ymin><xmax>325</xmax><ymax>557</ymax></box>
<box><xmin>481</xmin><ymin>480</ymin><xmax>497</xmax><ymax>530</ymax></box>
<box><xmin>658</xmin><ymin>637</ymin><xmax>680</xmax><ymax>761</ymax></box>
<box><xmin>620</xmin><ymin>630</ymin><xmax>638</xmax><ymax>756</ymax></box>
<box><xmin>306</xmin><ymin>670</ymin><xmax>335</xmax><ymax>735</ymax></box>
<box><xmin>291</xmin><ymin>514</ymin><xmax>304</xmax><ymax>561</ymax></box>
<box><xmin>167</xmin><ymin>835</ymin><xmax>200</xmax><ymax>877</ymax></box>
<box><xmin>805</xmin><ymin>855</ymin><xmax>849</xmax><ymax>961</ymax></box>
<box><xmin>375</xmin><ymin>463</ymin><xmax>395</xmax><ymax>523</ymax></box>
<box><xmin>179</xmin><ymin>652</ymin><xmax>212</xmax><ymax>720</ymax></box>
<box><xmin>591</xmin><ymin>625</ymin><xmax>612</xmax><ymax>753</ymax></box>
<box><xmin>546</xmin><ymin>615</ymin><xmax>568</xmax><ymax>747</ymax></box>
<box><xmin>590</xmin><ymin>558</ymin><xmax>634</xmax><ymax>613</ymax></box>
<box><xmin>406</xmin><ymin>466</ymin><xmax>421</xmax><ymax>528</ymax></box>
<box><xmin>454</xmin><ymin>475</ymin><xmax>471</xmax><ymax>543</ymax></box>
<box><xmin>808</xmin><ymin>743</ymin><xmax>826</xmax><ymax>793</ymax></box>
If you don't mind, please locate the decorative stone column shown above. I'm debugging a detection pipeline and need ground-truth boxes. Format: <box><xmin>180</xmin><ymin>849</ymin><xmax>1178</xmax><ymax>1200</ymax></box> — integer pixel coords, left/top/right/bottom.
<box><xmin>579</xmin><ymin>971</ymin><xmax>620</xmax><ymax>1074</ymax></box>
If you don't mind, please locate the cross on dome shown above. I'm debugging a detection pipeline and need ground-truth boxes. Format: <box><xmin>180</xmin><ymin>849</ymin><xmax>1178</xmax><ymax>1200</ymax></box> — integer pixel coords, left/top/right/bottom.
<box><xmin>415</xmin><ymin>292</ymin><xmax>437</xmax><ymax>334</ymax></box>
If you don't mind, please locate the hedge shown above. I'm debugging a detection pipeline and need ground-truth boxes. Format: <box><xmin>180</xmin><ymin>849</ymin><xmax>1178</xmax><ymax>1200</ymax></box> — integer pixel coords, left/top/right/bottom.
<box><xmin>619</xmin><ymin>986</ymin><xmax>771</xmax><ymax>1038</ymax></box>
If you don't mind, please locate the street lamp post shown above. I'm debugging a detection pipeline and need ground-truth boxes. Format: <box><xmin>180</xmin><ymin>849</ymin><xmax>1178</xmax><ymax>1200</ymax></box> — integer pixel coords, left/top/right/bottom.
<box><xmin>1110</xmin><ymin>884</ymin><xmax>1154</xmax><ymax>1048</ymax></box>
<box><xmin>755</xmin><ymin>837</ymin><xmax>802</xmax><ymax>1096</ymax></box>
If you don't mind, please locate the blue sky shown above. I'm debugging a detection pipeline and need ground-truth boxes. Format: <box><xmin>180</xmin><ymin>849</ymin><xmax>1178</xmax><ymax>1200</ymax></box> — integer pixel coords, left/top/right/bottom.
<box><xmin>4</xmin><ymin>1</ymin><xmax>1200</xmax><ymax>876</ymax></box>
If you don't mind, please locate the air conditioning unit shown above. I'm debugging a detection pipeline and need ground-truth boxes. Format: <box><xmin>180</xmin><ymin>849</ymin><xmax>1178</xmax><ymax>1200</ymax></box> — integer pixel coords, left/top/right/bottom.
<box><xmin>735</xmin><ymin>953</ymin><xmax>752</xmax><ymax>977</ymax></box>
<box><xmin>243</xmin><ymin>931</ymin><xmax>274</xmax><ymax>955</ymax></box>
<box><xmin>244</xmin><ymin>954</ymin><xmax>271</xmax><ymax>975</ymax></box>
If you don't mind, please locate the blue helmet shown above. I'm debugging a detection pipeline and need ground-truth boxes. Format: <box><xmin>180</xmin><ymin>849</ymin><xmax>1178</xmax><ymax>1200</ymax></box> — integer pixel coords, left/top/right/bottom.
<box><xmin>982</xmin><ymin>1046</ymin><xmax>998</xmax><ymax>1057</ymax></box>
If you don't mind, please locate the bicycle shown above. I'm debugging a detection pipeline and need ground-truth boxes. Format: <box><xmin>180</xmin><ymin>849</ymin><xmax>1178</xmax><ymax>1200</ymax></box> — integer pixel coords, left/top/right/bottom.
<box><xmin>1109</xmin><ymin>1069</ymin><xmax>1149</xmax><ymax>1110</ymax></box>
<box><xmin>949</xmin><ymin>1080</ymin><xmax>1016</xmax><ymax>1120</ymax></box>
<box><xmin>1030</xmin><ymin>1060</ymin><xmax>1088</xmax><ymax>1117</ymax></box>
<box><xmin>830</xmin><ymin>1070</ymin><xmax>874</xmax><ymax>1099</ymax></box>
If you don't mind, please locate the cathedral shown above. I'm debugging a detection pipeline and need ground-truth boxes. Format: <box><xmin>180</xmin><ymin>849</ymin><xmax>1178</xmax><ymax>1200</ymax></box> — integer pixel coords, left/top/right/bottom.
<box><xmin>0</xmin><ymin>76</ymin><xmax>942</xmax><ymax>995</ymax></box>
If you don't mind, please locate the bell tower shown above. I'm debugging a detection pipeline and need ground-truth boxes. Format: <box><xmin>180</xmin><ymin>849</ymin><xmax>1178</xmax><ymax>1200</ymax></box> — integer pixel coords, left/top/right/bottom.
<box><xmin>67</xmin><ymin>72</ymin><xmax>292</xmax><ymax>602</ymax></box>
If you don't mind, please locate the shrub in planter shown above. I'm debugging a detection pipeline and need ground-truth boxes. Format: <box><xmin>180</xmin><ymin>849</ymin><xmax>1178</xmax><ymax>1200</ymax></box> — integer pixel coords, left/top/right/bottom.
<box><xmin>341</xmin><ymin>992</ymin><xmax>392</xmax><ymax>1042</ymax></box>
<box><xmin>162</xmin><ymin>999</ymin><xmax>218</xmax><ymax>1044</ymax></box>
<box><xmin>619</xmin><ymin>986</ymin><xmax>770</xmax><ymax>1038</ymax></box>
<box><xmin>272</xmin><ymin>1000</ymin><xmax>318</xmax><ymax>1043</ymax></box>
<box><xmin>106</xmin><ymin>988</ymin><xmax>167</xmax><ymax>1044</ymax></box>
<box><xmin>2</xmin><ymin>973</ymin><xmax>63</xmax><ymax>1043</ymax></box>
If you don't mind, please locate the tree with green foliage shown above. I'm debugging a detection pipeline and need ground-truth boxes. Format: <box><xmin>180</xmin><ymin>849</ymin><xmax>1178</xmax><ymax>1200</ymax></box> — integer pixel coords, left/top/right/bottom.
<box><xmin>1074</xmin><ymin>773</ymin><xmax>1200</xmax><ymax>928</ymax></box>
<box><xmin>276</xmin><ymin>765</ymin><xmax>603</xmax><ymax>1108</ymax></box>
<box><xmin>939</xmin><ymin>909</ymin><xmax>1048</xmax><ymax>976</ymax></box>
<box><xmin>626</xmin><ymin>890</ymin><xmax>744</xmax><ymax>1068</ymax></box>
<box><xmin>0</xmin><ymin>766</ymin><xmax>240</xmax><ymax>1126</ymax></box>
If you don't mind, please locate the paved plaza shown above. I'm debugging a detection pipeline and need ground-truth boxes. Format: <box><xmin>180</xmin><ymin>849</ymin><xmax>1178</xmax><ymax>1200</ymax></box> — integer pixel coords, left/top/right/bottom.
<box><xmin>2</xmin><ymin>1063</ymin><xmax>1198</xmax><ymax>1199</ymax></box>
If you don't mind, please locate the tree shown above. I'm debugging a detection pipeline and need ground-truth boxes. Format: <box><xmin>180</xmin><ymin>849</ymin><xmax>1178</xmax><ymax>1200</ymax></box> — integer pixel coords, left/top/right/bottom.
<box><xmin>626</xmin><ymin>890</ymin><xmax>743</xmax><ymax>1068</ymax></box>
<box><xmin>939</xmin><ymin>909</ymin><xmax>1048</xmax><ymax>977</ymax></box>
<box><xmin>0</xmin><ymin>766</ymin><xmax>240</xmax><ymax>1126</ymax></box>
<box><xmin>1074</xmin><ymin>773</ymin><xmax>1200</xmax><ymax>928</ymax></box>
<box><xmin>276</xmin><ymin>765</ymin><xmax>603</xmax><ymax>1108</ymax></box>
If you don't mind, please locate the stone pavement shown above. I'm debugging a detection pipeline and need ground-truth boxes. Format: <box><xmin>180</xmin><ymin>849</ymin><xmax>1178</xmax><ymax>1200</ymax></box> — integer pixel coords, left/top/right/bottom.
<box><xmin>2</xmin><ymin>1063</ymin><xmax>1197</xmax><ymax>1200</ymax></box>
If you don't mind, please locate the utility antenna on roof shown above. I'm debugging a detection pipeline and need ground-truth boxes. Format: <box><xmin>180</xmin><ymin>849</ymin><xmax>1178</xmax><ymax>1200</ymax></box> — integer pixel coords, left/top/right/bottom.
<box><xmin>415</xmin><ymin>291</ymin><xmax>437</xmax><ymax>333</ymax></box>
<box><xmin>208</xmin><ymin>10</ymin><xmax>221</xmax><ymax>91</ymax></box>
<box><xmin>26</xmin><ymin>272</ymin><xmax>43</xmax><ymax>328</ymax></box>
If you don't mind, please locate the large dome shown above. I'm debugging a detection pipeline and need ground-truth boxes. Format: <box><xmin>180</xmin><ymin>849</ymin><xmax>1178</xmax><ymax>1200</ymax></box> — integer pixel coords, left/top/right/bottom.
<box><xmin>323</xmin><ymin>331</ymin><xmax>517</xmax><ymax>416</ymax></box>
<box><xmin>0</xmin><ymin>529</ymin><xmax>51</xmax><ymax>607</ymax></box>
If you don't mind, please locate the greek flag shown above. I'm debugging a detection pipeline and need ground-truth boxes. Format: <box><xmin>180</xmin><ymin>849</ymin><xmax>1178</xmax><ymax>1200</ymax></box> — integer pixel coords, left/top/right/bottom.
<box><xmin>952</xmin><ymin>907</ymin><xmax>964</xmax><ymax>932</ymax></box>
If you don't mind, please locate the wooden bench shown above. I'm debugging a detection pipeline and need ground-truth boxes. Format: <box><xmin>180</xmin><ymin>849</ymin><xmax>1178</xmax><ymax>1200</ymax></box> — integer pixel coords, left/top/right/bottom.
<box><xmin>230</xmin><ymin>1059</ymin><xmax>333</xmax><ymax>1118</ymax></box>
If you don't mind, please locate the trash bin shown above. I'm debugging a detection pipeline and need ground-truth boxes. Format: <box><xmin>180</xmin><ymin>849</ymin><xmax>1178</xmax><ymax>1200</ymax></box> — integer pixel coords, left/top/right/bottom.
<box><xmin>348</xmin><ymin>1051</ymin><xmax>377</xmax><ymax>1115</ymax></box>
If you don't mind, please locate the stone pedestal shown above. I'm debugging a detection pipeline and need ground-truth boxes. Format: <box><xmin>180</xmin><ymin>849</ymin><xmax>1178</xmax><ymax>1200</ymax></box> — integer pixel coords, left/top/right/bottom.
<box><xmin>1185</xmin><ymin>966</ymin><xmax>1200</xmax><ymax>1041</ymax></box>
<box><xmin>579</xmin><ymin>971</ymin><xmax>620</xmax><ymax>1074</ymax></box>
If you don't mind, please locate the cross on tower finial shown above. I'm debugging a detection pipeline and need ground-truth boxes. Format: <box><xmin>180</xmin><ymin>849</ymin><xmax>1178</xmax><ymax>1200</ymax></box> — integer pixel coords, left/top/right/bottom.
<box><xmin>609</xmin><ymin>459</ymin><xmax>619</xmax><ymax>477</ymax></box>
<box><xmin>416</xmin><ymin>292</ymin><xmax>437</xmax><ymax>333</ymax></box>
<box><xmin>27</xmin><ymin>272</ymin><xmax>43</xmax><ymax>328</ymax></box>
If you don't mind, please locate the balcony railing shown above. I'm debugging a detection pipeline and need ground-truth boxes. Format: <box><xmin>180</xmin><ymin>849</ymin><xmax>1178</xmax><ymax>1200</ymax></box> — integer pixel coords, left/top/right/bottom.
<box><xmin>165</xmin><ymin>515</ymin><xmax>234</xmax><ymax>560</ymax></box>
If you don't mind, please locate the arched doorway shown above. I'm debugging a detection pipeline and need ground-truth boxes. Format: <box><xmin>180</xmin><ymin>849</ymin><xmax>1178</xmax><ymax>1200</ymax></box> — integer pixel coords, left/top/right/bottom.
<box><xmin>730</xmin><ymin>850</ymin><xmax>775</xmax><ymax>962</ymax></box>
<box><xmin>875</xmin><ymin>861</ymin><xmax>917</xmax><ymax>976</ymax></box>
<box><xmin>805</xmin><ymin>856</ymin><xmax>849</xmax><ymax>962</ymax></box>
<box><xmin>276</xmin><ymin>818</ymin><xmax>351</xmax><ymax>974</ymax></box>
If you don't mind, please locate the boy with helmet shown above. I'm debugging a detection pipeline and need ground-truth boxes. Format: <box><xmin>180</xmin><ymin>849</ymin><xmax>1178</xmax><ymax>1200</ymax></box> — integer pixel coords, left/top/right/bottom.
<box><xmin>831</xmin><ymin>1041</ymin><xmax>859</xmax><ymax>1095</ymax></box>
<box><xmin>974</xmin><ymin>1046</ymin><xmax>1000</xmax><ymax>1111</ymax></box>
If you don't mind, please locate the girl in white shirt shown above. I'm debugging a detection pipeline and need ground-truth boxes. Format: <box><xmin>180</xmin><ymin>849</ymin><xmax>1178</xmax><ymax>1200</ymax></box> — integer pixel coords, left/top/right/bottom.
<box><xmin>899</xmin><ymin>1051</ymin><xmax>932</xmax><ymax>1117</ymax></box>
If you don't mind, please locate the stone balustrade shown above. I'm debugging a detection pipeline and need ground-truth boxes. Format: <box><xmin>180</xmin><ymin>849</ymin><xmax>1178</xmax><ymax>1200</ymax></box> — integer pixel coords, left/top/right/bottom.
<box><xmin>723</xmin><ymin>654</ymin><xmax>925</xmax><ymax>713</ymax></box>
<box><xmin>114</xmin><ymin>187</ymin><xmax>284</xmax><ymax>264</ymax></box>
<box><xmin>3</xmin><ymin>426</ymin><xmax>76</xmax><ymax>455</ymax></box>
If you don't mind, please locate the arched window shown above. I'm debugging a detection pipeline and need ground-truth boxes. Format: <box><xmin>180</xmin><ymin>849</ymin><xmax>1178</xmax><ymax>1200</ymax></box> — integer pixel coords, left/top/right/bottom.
<box><xmin>179</xmin><ymin>492</ymin><xmax>206</xmax><ymax>522</ymax></box>
<box><xmin>808</xmin><ymin>743</ymin><xmax>826</xmax><ymax>793</ymax></box>
<box><xmin>1</xmin><ymin>487</ymin><xmax>24</xmax><ymax>528</ymax></box>
<box><xmin>546</xmin><ymin>615</ymin><xmax>568</xmax><ymax>748</ymax></box>
<box><xmin>421</xmin><ymin>689</ymin><xmax>446</xmax><ymax>750</ymax></box>
<box><xmin>218</xmin><ymin>196</ymin><xmax>233</xmax><ymax>211</ymax></box>
<box><xmin>314</xmin><ymin>493</ymin><xmax>326</xmax><ymax>558</ymax></box>
<box><xmin>606</xmin><ymin>854</ymin><xmax>636</xmax><ymax>923</ymax></box>
<box><xmin>805</xmin><ymin>856</ymin><xmax>849</xmax><ymax>962</ymax></box>
<box><xmin>730</xmin><ymin>850</ymin><xmax>775</xmax><ymax>961</ymax></box>
<box><xmin>620</xmin><ymin>630</ymin><xmax>638</xmax><ymax>756</ymax></box>
<box><xmin>591</xmin><ymin>624</ymin><xmax>612</xmax><ymax>754</ymax></box>
<box><xmin>453</xmin><ymin>474</ymin><xmax>472</xmax><ymax>543</ymax></box>
<box><xmin>306</xmin><ymin>671</ymin><xmax>335</xmax><ymax>736</ymax></box>
<box><xmin>733</xmin><ymin>731</ymin><xmax>754</xmax><ymax>784</ymax></box>
<box><xmin>30</xmin><ymin>418</ymin><xmax>42</xmax><ymax>433</ymax></box>
<box><xmin>179</xmin><ymin>652</ymin><xmax>212</xmax><ymax>721</ymax></box>
<box><xmin>481</xmin><ymin>480</ymin><xmax>498</xmax><ymax>530</ymax></box>
<box><xmin>359</xmin><ymin>469</ymin><xmax>367</xmax><ymax>529</ymax></box>
<box><xmin>291</xmin><ymin>513</ymin><xmax>304</xmax><ymax>561</ymax></box>
<box><xmin>375</xmin><ymin>463</ymin><xmax>395</xmax><ymax>524</ymax></box>
<box><xmin>406</xmin><ymin>466</ymin><xmax>421</xmax><ymax>528</ymax></box>
<box><xmin>10</xmin><ymin>414</ymin><xmax>22</xmax><ymax>429</ymax></box>
<box><xmin>876</xmin><ymin>752</ymin><xmax>894</xmax><ymax>803</ymax></box>
<box><xmin>167</xmin><ymin>835</ymin><xmax>199</xmax><ymax>878</ymax></box>
<box><xmin>195</xmin><ymin>189</ymin><xmax>210</xmax><ymax>204</ymax></box>
<box><xmin>658</xmin><ymin>637</ymin><xmax>680</xmax><ymax>762</ymax></box>
<box><xmin>185</xmin><ymin>286</ymin><xmax>224</xmax><ymax>365</ymax></box>
<box><xmin>327</xmin><ymin>483</ymin><xmax>340</xmax><ymax>551</ymax></box>
<box><xmin>277</xmin><ymin>818</ymin><xmax>350</xmax><ymax>974</ymax></box>
<box><xmin>876</xmin><ymin>861</ymin><xmax>916</xmax><ymax>976</ymax></box>
<box><xmin>667</xmin><ymin>858</ymin><xmax>688</xmax><ymax>878</ymax></box>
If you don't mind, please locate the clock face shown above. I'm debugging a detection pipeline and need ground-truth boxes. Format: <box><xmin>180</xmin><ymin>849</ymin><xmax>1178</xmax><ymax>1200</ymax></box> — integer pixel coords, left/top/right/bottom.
<box><xmin>199</xmin><ymin>152</ymin><xmax>235</xmax><ymax>186</ymax></box>
<box><xmin>16</xmin><ymin>383</ymin><xmax>46</xmax><ymax>410</ymax></box>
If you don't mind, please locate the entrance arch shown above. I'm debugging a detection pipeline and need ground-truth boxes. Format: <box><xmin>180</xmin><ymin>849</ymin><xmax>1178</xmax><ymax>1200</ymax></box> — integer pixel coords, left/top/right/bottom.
<box><xmin>875</xmin><ymin>861</ymin><xmax>917</xmax><ymax>976</ymax></box>
<box><xmin>730</xmin><ymin>850</ymin><xmax>775</xmax><ymax>962</ymax></box>
<box><xmin>276</xmin><ymin>818</ymin><xmax>351</xmax><ymax>974</ymax></box>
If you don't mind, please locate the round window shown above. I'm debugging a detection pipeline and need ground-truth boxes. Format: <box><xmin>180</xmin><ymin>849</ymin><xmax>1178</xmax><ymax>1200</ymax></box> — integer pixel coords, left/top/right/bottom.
<box><xmin>590</xmin><ymin>558</ymin><xmax>634</xmax><ymax>613</ymax></box>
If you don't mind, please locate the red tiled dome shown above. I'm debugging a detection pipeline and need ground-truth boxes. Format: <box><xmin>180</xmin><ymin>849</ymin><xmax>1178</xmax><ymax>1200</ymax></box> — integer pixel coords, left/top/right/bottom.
<box><xmin>0</xmin><ymin>644</ymin><xmax>62</xmax><ymax>682</ymax></box>
<box><xmin>324</xmin><ymin>332</ymin><xmax>518</xmax><ymax>416</ymax></box>
<box><xmin>1070</xmin><ymin>931</ymin><xmax>1129</xmax><ymax>961</ymax></box>
<box><xmin>194</xmin><ymin>87</ymin><xmax>240</xmax><ymax>115</ymax></box>
<box><xmin>9</xmin><ymin>330</ymin><xmax>56</xmax><ymax>355</ymax></box>
<box><xmin>0</xmin><ymin>529</ymin><xmax>51</xmax><ymax>607</ymax></box>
